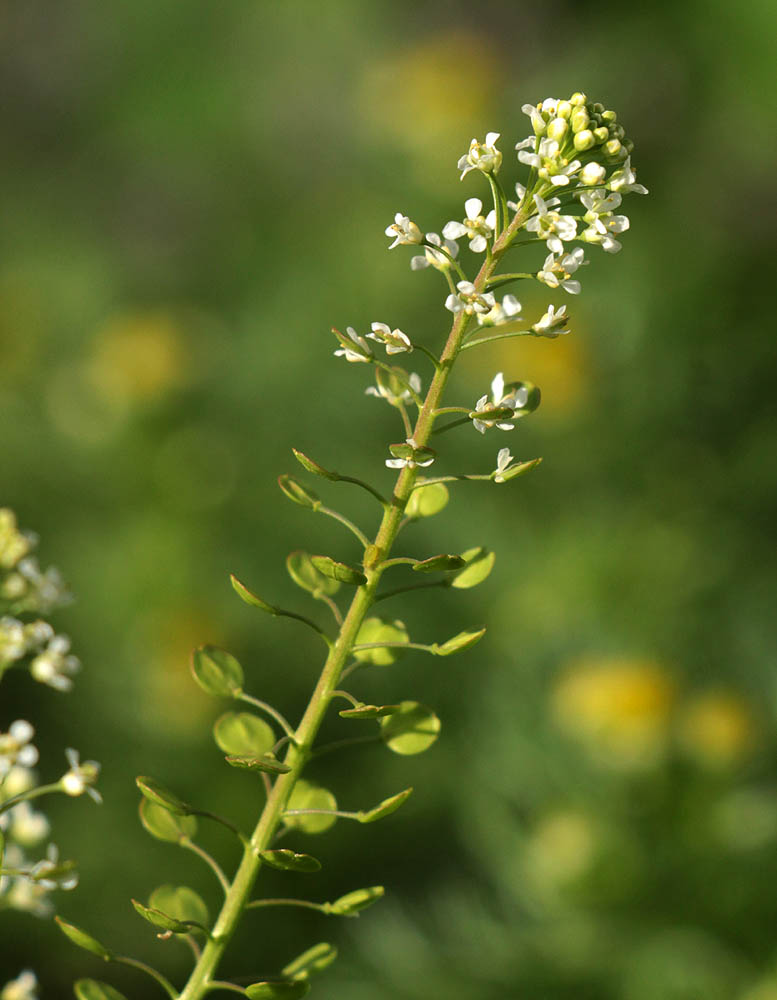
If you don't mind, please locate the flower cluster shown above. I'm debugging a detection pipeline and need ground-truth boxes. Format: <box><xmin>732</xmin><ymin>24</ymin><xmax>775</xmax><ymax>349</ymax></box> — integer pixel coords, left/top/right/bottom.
<box><xmin>0</xmin><ymin>511</ymin><xmax>99</xmax><ymax>998</ymax></box>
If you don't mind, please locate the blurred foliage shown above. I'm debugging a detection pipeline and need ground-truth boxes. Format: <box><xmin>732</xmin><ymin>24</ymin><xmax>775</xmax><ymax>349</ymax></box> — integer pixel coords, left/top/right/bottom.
<box><xmin>1</xmin><ymin>0</ymin><xmax>776</xmax><ymax>996</ymax></box>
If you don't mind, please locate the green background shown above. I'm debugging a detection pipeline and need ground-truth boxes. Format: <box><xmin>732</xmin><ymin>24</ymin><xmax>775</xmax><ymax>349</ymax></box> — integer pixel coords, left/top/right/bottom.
<box><xmin>2</xmin><ymin>1</ymin><xmax>776</xmax><ymax>996</ymax></box>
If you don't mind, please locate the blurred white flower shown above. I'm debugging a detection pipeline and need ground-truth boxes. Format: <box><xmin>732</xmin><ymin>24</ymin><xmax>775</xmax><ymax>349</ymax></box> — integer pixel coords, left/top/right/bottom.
<box><xmin>385</xmin><ymin>213</ymin><xmax>423</xmax><ymax>249</ymax></box>
<box><xmin>367</xmin><ymin>323</ymin><xmax>413</xmax><ymax>355</ymax></box>
<box><xmin>60</xmin><ymin>748</ymin><xmax>102</xmax><ymax>803</ymax></box>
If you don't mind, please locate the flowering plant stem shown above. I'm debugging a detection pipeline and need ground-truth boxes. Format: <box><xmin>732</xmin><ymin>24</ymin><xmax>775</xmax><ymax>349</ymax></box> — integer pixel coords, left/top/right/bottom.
<box><xmin>176</xmin><ymin>206</ymin><xmax>527</xmax><ymax>1000</ymax></box>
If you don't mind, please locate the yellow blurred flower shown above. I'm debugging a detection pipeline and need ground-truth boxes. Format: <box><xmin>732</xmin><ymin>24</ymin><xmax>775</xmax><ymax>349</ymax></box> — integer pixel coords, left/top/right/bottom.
<box><xmin>524</xmin><ymin>810</ymin><xmax>597</xmax><ymax>893</ymax></box>
<box><xmin>88</xmin><ymin>310</ymin><xmax>188</xmax><ymax>404</ymax></box>
<box><xmin>740</xmin><ymin>981</ymin><xmax>777</xmax><ymax>1000</ymax></box>
<box><xmin>678</xmin><ymin>691</ymin><xmax>757</xmax><ymax>769</ymax></box>
<box><xmin>552</xmin><ymin>657</ymin><xmax>675</xmax><ymax>769</ymax></box>
<box><xmin>359</xmin><ymin>32</ymin><xmax>499</xmax><ymax>180</ymax></box>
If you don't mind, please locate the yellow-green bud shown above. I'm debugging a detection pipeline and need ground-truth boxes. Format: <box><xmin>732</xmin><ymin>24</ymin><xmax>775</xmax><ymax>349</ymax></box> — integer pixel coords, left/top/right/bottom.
<box><xmin>570</xmin><ymin>92</ymin><xmax>587</xmax><ymax>106</ymax></box>
<box><xmin>546</xmin><ymin>117</ymin><xmax>568</xmax><ymax>142</ymax></box>
<box><xmin>592</xmin><ymin>102</ymin><xmax>604</xmax><ymax>114</ymax></box>
<box><xmin>601</xmin><ymin>109</ymin><xmax>617</xmax><ymax>123</ymax></box>
<box><xmin>624</xmin><ymin>139</ymin><xmax>635</xmax><ymax>154</ymax></box>
<box><xmin>573</xmin><ymin>129</ymin><xmax>595</xmax><ymax>152</ymax></box>
<box><xmin>571</xmin><ymin>109</ymin><xmax>590</xmax><ymax>133</ymax></box>
<box><xmin>556</xmin><ymin>100</ymin><xmax>572</xmax><ymax>120</ymax></box>
<box><xmin>579</xmin><ymin>162</ymin><xmax>606</xmax><ymax>186</ymax></box>
<box><xmin>593</xmin><ymin>126</ymin><xmax>609</xmax><ymax>143</ymax></box>
<box><xmin>611</xmin><ymin>123</ymin><xmax>625</xmax><ymax>140</ymax></box>
<box><xmin>605</xmin><ymin>138</ymin><xmax>622</xmax><ymax>158</ymax></box>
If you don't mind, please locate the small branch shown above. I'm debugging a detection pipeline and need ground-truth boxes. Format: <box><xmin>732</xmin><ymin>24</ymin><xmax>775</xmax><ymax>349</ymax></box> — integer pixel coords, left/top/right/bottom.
<box><xmin>246</xmin><ymin>897</ymin><xmax>327</xmax><ymax>914</ymax></box>
<box><xmin>0</xmin><ymin>782</ymin><xmax>63</xmax><ymax>817</ymax></box>
<box><xmin>460</xmin><ymin>329</ymin><xmax>534</xmax><ymax>352</ymax></box>
<box><xmin>115</xmin><ymin>956</ymin><xmax>178</xmax><ymax>999</ymax></box>
<box><xmin>379</xmin><ymin>556</ymin><xmax>418</xmax><ymax>570</ymax></box>
<box><xmin>413</xmin><ymin>343</ymin><xmax>441</xmax><ymax>369</ymax></box>
<box><xmin>207</xmin><ymin>983</ymin><xmax>247</xmax><ymax>996</ymax></box>
<box><xmin>397</xmin><ymin>400</ymin><xmax>413</xmax><ymax>438</ymax></box>
<box><xmin>351</xmin><ymin>640</ymin><xmax>436</xmax><ymax>655</ymax></box>
<box><xmin>310</xmin><ymin>734</ymin><xmax>380</xmax><ymax>759</ymax></box>
<box><xmin>431</xmin><ymin>415</ymin><xmax>471</xmax><ymax>435</ymax></box>
<box><xmin>239</xmin><ymin>693</ymin><xmax>297</xmax><ymax>741</ymax></box>
<box><xmin>316</xmin><ymin>591</ymin><xmax>343</xmax><ymax>626</ymax></box>
<box><xmin>484</xmin><ymin>272</ymin><xmax>535</xmax><ymax>291</ymax></box>
<box><xmin>333</xmin><ymin>474</ymin><xmax>387</xmax><ymax>507</ymax></box>
<box><xmin>183</xmin><ymin>840</ymin><xmax>231</xmax><ymax>896</ymax></box>
<box><xmin>330</xmin><ymin>689</ymin><xmax>360</xmax><ymax>707</ymax></box>
<box><xmin>185</xmin><ymin>934</ymin><xmax>203</xmax><ymax>962</ymax></box>
<box><xmin>373</xmin><ymin>579</ymin><xmax>449</xmax><ymax>604</ymax></box>
<box><xmin>316</xmin><ymin>504</ymin><xmax>370</xmax><ymax>548</ymax></box>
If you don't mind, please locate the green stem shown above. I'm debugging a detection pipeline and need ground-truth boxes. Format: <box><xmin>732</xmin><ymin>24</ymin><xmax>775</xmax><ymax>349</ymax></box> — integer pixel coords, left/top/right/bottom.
<box><xmin>238</xmin><ymin>693</ymin><xmax>296</xmax><ymax>740</ymax></box>
<box><xmin>0</xmin><ymin>782</ymin><xmax>63</xmax><ymax>817</ymax></box>
<box><xmin>460</xmin><ymin>329</ymin><xmax>535</xmax><ymax>351</ymax></box>
<box><xmin>183</xmin><ymin>840</ymin><xmax>231</xmax><ymax>895</ymax></box>
<box><xmin>176</xmin><ymin>200</ymin><xmax>530</xmax><ymax>1000</ymax></box>
<box><xmin>245</xmin><ymin>897</ymin><xmax>327</xmax><ymax>914</ymax></box>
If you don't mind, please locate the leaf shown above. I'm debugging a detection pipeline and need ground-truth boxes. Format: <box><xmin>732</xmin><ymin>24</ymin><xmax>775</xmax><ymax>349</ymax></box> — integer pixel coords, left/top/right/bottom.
<box><xmin>284</xmin><ymin>780</ymin><xmax>338</xmax><ymax>834</ymax></box>
<box><xmin>433</xmin><ymin>626</ymin><xmax>486</xmax><ymax>656</ymax></box>
<box><xmin>286</xmin><ymin>551</ymin><xmax>340</xmax><ymax>597</ymax></box>
<box><xmin>309</xmin><ymin>556</ymin><xmax>366</xmax><ymax>586</ymax></box>
<box><xmin>246</xmin><ymin>982</ymin><xmax>310</xmax><ymax>1000</ymax></box>
<box><xmin>450</xmin><ymin>547</ymin><xmax>495</xmax><ymax>589</ymax></box>
<box><xmin>292</xmin><ymin>448</ymin><xmax>338</xmax><ymax>481</ymax></box>
<box><xmin>338</xmin><ymin>704</ymin><xmax>400</xmax><ymax>719</ymax></box>
<box><xmin>148</xmin><ymin>885</ymin><xmax>209</xmax><ymax>928</ymax></box>
<box><xmin>225</xmin><ymin>754</ymin><xmax>291</xmax><ymax>775</ymax></box>
<box><xmin>136</xmin><ymin>776</ymin><xmax>192</xmax><ymax>815</ymax></box>
<box><xmin>327</xmin><ymin>885</ymin><xmax>385</xmax><ymax>916</ymax></box>
<box><xmin>259</xmin><ymin>849</ymin><xmax>322</xmax><ymax>873</ymax></box>
<box><xmin>278</xmin><ymin>475</ymin><xmax>320</xmax><ymax>509</ymax></box>
<box><xmin>56</xmin><ymin>917</ymin><xmax>113</xmax><ymax>960</ymax></box>
<box><xmin>191</xmin><ymin>645</ymin><xmax>244</xmax><ymax>697</ymax></box>
<box><xmin>380</xmin><ymin>702</ymin><xmax>441</xmax><ymax>756</ymax></box>
<box><xmin>352</xmin><ymin>618</ymin><xmax>409</xmax><ymax>666</ymax></box>
<box><xmin>282</xmin><ymin>942</ymin><xmax>338</xmax><ymax>980</ymax></box>
<box><xmin>412</xmin><ymin>554</ymin><xmax>466</xmax><ymax>573</ymax></box>
<box><xmin>230</xmin><ymin>574</ymin><xmax>279</xmax><ymax>614</ymax></box>
<box><xmin>131</xmin><ymin>899</ymin><xmax>191</xmax><ymax>933</ymax></box>
<box><xmin>357</xmin><ymin>788</ymin><xmax>413</xmax><ymax>823</ymax></box>
<box><xmin>139</xmin><ymin>799</ymin><xmax>198</xmax><ymax>843</ymax></box>
<box><xmin>405</xmin><ymin>482</ymin><xmax>449</xmax><ymax>519</ymax></box>
<box><xmin>213</xmin><ymin>712</ymin><xmax>275</xmax><ymax>757</ymax></box>
<box><xmin>74</xmin><ymin>981</ymin><xmax>129</xmax><ymax>1000</ymax></box>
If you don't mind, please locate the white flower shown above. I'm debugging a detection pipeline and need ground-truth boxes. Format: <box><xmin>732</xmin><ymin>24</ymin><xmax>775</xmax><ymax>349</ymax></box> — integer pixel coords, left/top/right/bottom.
<box><xmin>444</xmin><ymin>280</ymin><xmax>495</xmax><ymax>317</ymax></box>
<box><xmin>0</xmin><ymin>616</ymin><xmax>27</xmax><ymax>666</ymax></box>
<box><xmin>471</xmin><ymin>373</ymin><xmax>529</xmax><ymax>434</ymax></box>
<box><xmin>333</xmin><ymin>326</ymin><xmax>373</xmax><ymax>363</ymax></box>
<box><xmin>442</xmin><ymin>198</ymin><xmax>496</xmax><ymax>253</ymax></box>
<box><xmin>1</xmin><ymin>970</ymin><xmax>38</xmax><ymax>1000</ymax></box>
<box><xmin>385</xmin><ymin>213</ymin><xmax>423</xmax><ymax>249</ymax></box>
<box><xmin>0</xmin><ymin>721</ymin><xmax>38</xmax><ymax>778</ymax></box>
<box><xmin>29</xmin><ymin>843</ymin><xmax>78</xmax><ymax>890</ymax></box>
<box><xmin>493</xmin><ymin>448</ymin><xmax>514</xmax><ymax>483</ymax></box>
<box><xmin>506</xmin><ymin>181</ymin><xmax>529</xmax><ymax>214</ymax></box>
<box><xmin>532</xmin><ymin>304</ymin><xmax>570</xmax><ymax>338</ymax></box>
<box><xmin>578</xmin><ymin>189</ymin><xmax>629</xmax><ymax>253</ymax></box>
<box><xmin>537</xmin><ymin>248</ymin><xmax>586</xmax><ymax>295</ymax></box>
<box><xmin>1</xmin><ymin>766</ymin><xmax>35</xmax><ymax>799</ymax></box>
<box><xmin>518</xmin><ymin>137</ymin><xmax>580</xmax><ymax>186</ymax></box>
<box><xmin>410</xmin><ymin>232</ymin><xmax>459</xmax><ymax>272</ymax></box>
<box><xmin>60</xmin><ymin>748</ymin><xmax>102</xmax><ymax>803</ymax></box>
<box><xmin>525</xmin><ymin>193</ymin><xmax>578</xmax><ymax>253</ymax></box>
<box><xmin>29</xmin><ymin>633</ymin><xmax>79</xmax><ymax>692</ymax></box>
<box><xmin>385</xmin><ymin>438</ymin><xmax>435</xmax><ymax>470</ymax></box>
<box><xmin>457</xmin><ymin>131</ymin><xmax>502</xmax><ymax>178</ymax></box>
<box><xmin>608</xmin><ymin>156</ymin><xmax>648</xmax><ymax>195</ymax></box>
<box><xmin>521</xmin><ymin>102</ymin><xmax>547</xmax><ymax>135</ymax></box>
<box><xmin>477</xmin><ymin>294</ymin><xmax>522</xmax><ymax>327</ymax></box>
<box><xmin>367</xmin><ymin>322</ymin><xmax>413</xmax><ymax>355</ymax></box>
<box><xmin>366</xmin><ymin>370</ymin><xmax>422</xmax><ymax>406</ymax></box>
<box><xmin>6</xmin><ymin>802</ymin><xmax>50</xmax><ymax>848</ymax></box>
<box><xmin>579</xmin><ymin>162</ymin><xmax>606</xmax><ymax>186</ymax></box>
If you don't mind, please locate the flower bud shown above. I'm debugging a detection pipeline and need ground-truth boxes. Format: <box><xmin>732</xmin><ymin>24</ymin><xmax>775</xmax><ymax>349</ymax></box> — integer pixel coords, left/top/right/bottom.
<box><xmin>556</xmin><ymin>100</ymin><xmax>572</xmax><ymax>119</ymax></box>
<box><xmin>571</xmin><ymin>109</ymin><xmax>590</xmax><ymax>133</ymax></box>
<box><xmin>570</xmin><ymin>92</ymin><xmax>587</xmax><ymax>106</ymax></box>
<box><xmin>546</xmin><ymin>118</ymin><xmax>568</xmax><ymax>142</ymax></box>
<box><xmin>573</xmin><ymin>130</ymin><xmax>595</xmax><ymax>152</ymax></box>
<box><xmin>592</xmin><ymin>102</ymin><xmax>605</xmax><ymax>114</ymax></box>
<box><xmin>605</xmin><ymin>138</ymin><xmax>622</xmax><ymax>158</ymax></box>
<box><xmin>601</xmin><ymin>109</ymin><xmax>617</xmax><ymax>123</ymax></box>
<box><xmin>611</xmin><ymin>123</ymin><xmax>625</xmax><ymax>140</ymax></box>
<box><xmin>579</xmin><ymin>162</ymin><xmax>606</xmax><ymax>186</ymax></box>
<box><xmin>593</xmin><ymin>126</ymin><xmax>609</xmax><ymax>143</ymax></box>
